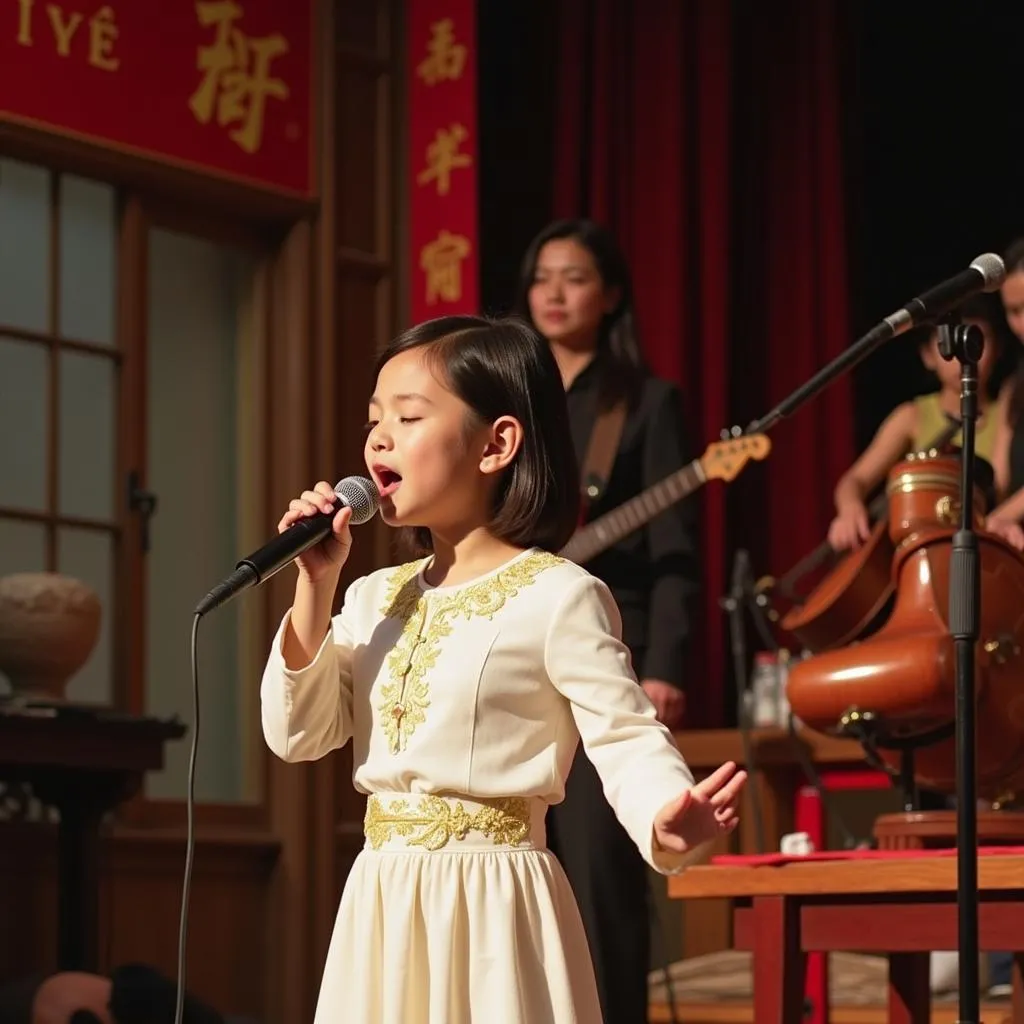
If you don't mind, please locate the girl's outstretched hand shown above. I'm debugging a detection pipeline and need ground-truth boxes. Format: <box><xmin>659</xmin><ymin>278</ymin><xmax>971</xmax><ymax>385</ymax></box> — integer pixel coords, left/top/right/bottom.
<box><xmin>653</xmin><ymin>761</ymin><xmax>747</xmax><ymax>854</ymax></box>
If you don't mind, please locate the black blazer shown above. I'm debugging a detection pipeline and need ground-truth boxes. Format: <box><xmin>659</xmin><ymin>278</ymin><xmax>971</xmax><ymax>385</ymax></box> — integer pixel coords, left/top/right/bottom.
<box><xmin>565</xmin><ymin>358</ymin><xmax>700</xmax><ymax>690</ymax></box>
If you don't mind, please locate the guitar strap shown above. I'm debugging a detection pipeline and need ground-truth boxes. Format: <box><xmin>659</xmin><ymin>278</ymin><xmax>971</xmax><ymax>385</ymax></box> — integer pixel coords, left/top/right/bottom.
<box><xmin>579</xmin><ymin>399</ymin><xmax>628</xmax><ymax>520</ymax></box>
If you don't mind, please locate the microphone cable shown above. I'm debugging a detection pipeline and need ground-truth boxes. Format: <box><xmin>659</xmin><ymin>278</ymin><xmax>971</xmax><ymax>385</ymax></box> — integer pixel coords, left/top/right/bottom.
<box><xmin>173</xmin><ymin>612</ymin><xmax>202</xmax><ymax>1024</ymax></box>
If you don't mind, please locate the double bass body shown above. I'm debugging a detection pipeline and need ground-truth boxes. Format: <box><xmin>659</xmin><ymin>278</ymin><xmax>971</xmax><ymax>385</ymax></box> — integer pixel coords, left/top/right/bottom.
<box><xmin>785</xmin><ymin>450</ymin><xmax>1024</xmax><ymax>798</ymax></box>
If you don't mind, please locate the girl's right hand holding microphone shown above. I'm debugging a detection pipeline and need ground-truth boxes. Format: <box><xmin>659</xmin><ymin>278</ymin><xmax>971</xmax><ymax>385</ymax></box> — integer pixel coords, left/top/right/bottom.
<box><xmin>279</xmin><ymin>481</ymin><xmax>354</xmax><ymax>585</ymax></box>
<box><xmin>279</xmin><ymin>481</ymin><xmax>356</xmax><ymax>669</ymax></box>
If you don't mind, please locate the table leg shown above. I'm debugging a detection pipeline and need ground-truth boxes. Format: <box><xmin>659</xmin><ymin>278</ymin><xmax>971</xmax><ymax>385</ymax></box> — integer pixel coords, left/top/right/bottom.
<box><xmin>752</xmin><ymin>895</ymin><xmax>805</xmax><ymax>1024</ymax></box>
<box><xmin>888</xmin><ymin>953</ymin><xmax>930</xmax><ymax>1024</ymax></box>
<box><xmin>1012</xmin><ymin>952</ymin><xmax>1024</xmax><ymax>1024</ymax></box>
<box><xmin>32</xmin><ymin>771</ymin><xmax>135</xmax><ymax>973</ymax></box>
<box><xmin>56</xmin><ymin>794</ymin><xmax>103</xmax><ymax>971</ymax></box>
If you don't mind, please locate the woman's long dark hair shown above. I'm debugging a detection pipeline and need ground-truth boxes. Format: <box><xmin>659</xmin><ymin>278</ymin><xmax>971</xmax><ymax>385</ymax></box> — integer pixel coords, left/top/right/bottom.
<box><xmin>1003</xmin><ymin>239</ymin><xmax>1024</xmax><ymax>428</ymax></box>
<box><xmin>515</xmin><ymin>219</ymin><xmax>647</xmax><ymax>409</ymax></box>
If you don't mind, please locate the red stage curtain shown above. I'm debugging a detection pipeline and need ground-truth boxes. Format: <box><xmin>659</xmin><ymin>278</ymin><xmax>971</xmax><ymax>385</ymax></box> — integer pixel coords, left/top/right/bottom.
<box><xmin>553</xmin><ymin>0</ymin><xmax>855</xmax><ymax>726</ymax></box>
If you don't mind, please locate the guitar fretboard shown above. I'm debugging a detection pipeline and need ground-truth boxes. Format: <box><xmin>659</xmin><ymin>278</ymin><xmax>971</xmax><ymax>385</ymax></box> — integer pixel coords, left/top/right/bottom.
<box><xmin>559</xmin><ymin>459</ymin><xmax>707</xmax><ymax>564</ymax></box>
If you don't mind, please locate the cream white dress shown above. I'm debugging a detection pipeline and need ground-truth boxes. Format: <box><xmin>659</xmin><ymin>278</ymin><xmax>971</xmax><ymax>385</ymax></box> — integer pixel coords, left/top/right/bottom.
<box><xmin>261</xmin><ymin>547</ymin><xmax>707</xmax><ymax>1024</ymax></box>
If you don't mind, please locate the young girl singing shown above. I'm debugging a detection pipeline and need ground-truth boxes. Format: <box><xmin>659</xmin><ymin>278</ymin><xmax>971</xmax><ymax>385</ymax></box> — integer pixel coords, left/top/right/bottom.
<box><xmin>260</xmin><ymin>314</ymin><xmax>745</xmax><ymax>1024</ymax></box>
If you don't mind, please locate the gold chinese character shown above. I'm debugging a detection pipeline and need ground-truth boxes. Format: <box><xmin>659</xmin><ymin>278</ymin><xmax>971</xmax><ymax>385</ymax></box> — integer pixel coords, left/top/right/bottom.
<box><xmin>420</xmin><ymin>231</ymin><xmax>472</xmax><ymax>305</ymax></box>
<box><xmin>416</xmin><ymin>18</ymin><xmax>466</xmax><ymax>85</ymax></box>
<box><xmin>189</xmin><ymin>1</ymin><xmax>289</xmax><ymax>154</ymax></box>
<box><xmin>416</xmin><ymin>123</ymin><xmax>472</xmax><ymax>197</ymax></box>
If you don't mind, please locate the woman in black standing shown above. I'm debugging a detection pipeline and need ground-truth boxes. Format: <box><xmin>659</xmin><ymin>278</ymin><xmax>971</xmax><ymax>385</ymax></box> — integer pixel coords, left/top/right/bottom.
<box><xmin>517</xmin><ymin>218</ymin><xmax>700</xmax><ymax>1023</ymax></box>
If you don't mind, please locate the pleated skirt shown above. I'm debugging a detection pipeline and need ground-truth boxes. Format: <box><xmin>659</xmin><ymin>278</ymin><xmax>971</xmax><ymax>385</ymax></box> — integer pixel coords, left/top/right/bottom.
<box><xmin>312</xmin><ymin>792</ymin><xmax>603</xmax><ymax>1024</ymax></box>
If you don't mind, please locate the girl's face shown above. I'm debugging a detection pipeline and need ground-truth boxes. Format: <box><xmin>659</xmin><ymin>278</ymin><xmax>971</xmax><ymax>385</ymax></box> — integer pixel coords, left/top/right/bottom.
<box><xmin>527</xmin><ymin>238</ymin><xmax>617</xmax><ymax>352</ymax></box>
<box><xmin>364</xmin><ymin>347</ymin><xmax>516</xmax><ymax>532</ymax></box>
<box><xmin>1001</xmin><ymin>270</ymin><xmax>1024</xmax><ymax>344</ymax></box>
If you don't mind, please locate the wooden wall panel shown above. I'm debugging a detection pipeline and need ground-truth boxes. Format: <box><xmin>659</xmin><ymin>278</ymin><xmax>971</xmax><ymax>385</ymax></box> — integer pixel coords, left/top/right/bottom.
<box><xmin>0</xmin><ymin>824</ymin><xmax>278</xmax><ymax>1019</ymax></box>
<box><xmin>314</xmin><ymin>0</ymin><xmax>405</xmax><ymax>1008</ymax></box>
<box><xmin>329</xmin><ymin>0</ymin><xmax>403</xmax><ymax>838</ymax></box>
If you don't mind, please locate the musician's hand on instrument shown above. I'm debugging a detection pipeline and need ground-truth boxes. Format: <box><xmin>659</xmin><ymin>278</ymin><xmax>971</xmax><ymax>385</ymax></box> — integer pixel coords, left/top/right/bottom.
<box><xmin>985</xmin><ymin>514</ymin><xmax>1024</xmax><ymax>551</ymax></box>
<box><xmin>828</xmin><ymin>502</ymin><xmax>869</xmax><ymax>551</ymax></box>
<box><xmin>654</xmin><ymin>761</ymin><xmax>746</xmax><ymax>854</ymax></box>
<box><xmin>642</xmin><ymin>680</ymin><xmax>686</xmax><ymax>728</ymax></box>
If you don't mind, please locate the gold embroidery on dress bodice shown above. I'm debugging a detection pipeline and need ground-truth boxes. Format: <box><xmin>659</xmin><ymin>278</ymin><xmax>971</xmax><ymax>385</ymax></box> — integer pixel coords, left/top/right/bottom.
<box><xmin>377</xmin><ymin>551</ymin><xmax>563</xmax><ymax>753</ymax></box>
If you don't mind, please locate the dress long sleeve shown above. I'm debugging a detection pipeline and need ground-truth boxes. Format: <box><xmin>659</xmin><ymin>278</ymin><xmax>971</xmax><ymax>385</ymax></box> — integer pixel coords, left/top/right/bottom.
<box><xmin>544</xmin><ymin>572</ymin><xmax>708</xmax><ymax>874</ymax></box>
<box><xmin>260</xmin><ymin>576</ymin><xmax>364</xmax><ymax>763</ymax></box>
<box><xmin>641</xmin><ymin>383</ymin><xmax>700</xmax><ymax>688</ymax></box>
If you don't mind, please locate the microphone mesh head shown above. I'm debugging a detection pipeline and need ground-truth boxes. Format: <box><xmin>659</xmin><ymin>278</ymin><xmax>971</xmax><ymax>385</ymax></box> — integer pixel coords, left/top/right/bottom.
<box><xmin>335</xmin><ymin>476</ymin><xmax>380</xmax><ymax>525</ymax></box>
<box><xmin>971</xmin><ymin>253</ymin><xmax>1006</xmax><ymax>291</ymax></box>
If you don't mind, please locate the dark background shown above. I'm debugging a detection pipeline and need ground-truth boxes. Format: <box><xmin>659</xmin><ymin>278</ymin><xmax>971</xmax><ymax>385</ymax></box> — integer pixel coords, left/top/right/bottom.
<box><xmin>478</xmin><ymin>2</ymin><xmax>1024</xmax><ymax>449</ymax></box>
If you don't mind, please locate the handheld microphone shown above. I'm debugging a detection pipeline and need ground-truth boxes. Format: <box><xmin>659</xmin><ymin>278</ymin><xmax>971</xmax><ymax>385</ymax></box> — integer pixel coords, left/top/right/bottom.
<box><xmin>195</xmin><ymin>475</ymin><xmax>380</xmax><ymax>616</ymax></box>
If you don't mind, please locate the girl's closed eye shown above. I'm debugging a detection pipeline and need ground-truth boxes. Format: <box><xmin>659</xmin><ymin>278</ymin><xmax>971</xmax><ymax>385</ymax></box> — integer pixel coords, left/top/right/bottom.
<box><xmin>363</xmin><ymin>420</ymin><xmax>378</xmax><ymax>434</ymax></box>
<box><xmin>399</xmin><ymin>417</ymin><xmax>421</xmax><ymax>424</ymax></box>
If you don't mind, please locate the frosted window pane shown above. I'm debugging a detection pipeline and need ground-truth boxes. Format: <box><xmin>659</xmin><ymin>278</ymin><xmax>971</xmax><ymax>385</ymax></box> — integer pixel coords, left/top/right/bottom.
<box><xmin>0</xmin><ymin>519</ymin><xmax>47</xmax><ymax>576</ymax></box>
<box><xmin>144</xmin><ymin>229</ymin><xmax>258</xmax><ymax>803</ymax></box>
<box><xmin>0</xmin><ymin>337</ymin><xmax>48</xmax><ymax>511</ymax></box>
<box><xmin>57</xmin><ymin>528</ymin><xmax>114</xmax><ymax>705</ymax></box>
<box><xmin>59</xmin><ymin>176</ymin><xmax>116</xmax><ymax>346</ymax></box>
<box><xmin>59</xmin><ymin>351</ymin><xmax>116</xmax><ymax>520</ymax></box>
<box><xmin>0</xmin><ymin>159</ymin><xmax>50</xmax><ymax>332</ymax></box>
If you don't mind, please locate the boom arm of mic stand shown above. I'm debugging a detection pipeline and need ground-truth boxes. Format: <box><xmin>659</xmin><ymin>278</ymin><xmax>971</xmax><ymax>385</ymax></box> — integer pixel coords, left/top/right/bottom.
<box><xmin>742</xmin><ymin>320</ymin><xmax>898</xmax><ymax>437</ymax></box>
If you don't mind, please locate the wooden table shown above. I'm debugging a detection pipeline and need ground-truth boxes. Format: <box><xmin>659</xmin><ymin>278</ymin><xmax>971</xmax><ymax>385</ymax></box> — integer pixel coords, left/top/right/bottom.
<box><xmin>670</xmin><ymin>726</ymin><xmax>873</xmax><ymax>960</ymax></box>
<box><xmin>0</xmin><ymin>703</ymin><xmax>185</xmax><ymax>971</ymax></box>
<box><xmin>668</xmin><ymin>853</ymin><xmax>1024</xmax><ymax>1024</ymax></box>
<box><xmin>674</xmin><ymin>726</ymin><xmax>871</xmax><ymax>853</ymax></box>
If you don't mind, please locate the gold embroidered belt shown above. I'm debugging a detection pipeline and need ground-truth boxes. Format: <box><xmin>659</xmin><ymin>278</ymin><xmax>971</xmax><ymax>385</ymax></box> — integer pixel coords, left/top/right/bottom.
<box><xmin>363</xmin><ymin>792</ymin><xmax>546</xmax><ymax>853</ymax></box>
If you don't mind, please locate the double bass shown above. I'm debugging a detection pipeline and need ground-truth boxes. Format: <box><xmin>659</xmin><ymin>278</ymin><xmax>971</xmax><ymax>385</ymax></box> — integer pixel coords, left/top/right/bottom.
<box><xmin>776</xmin><ymin>427</ymin><xmax>995</xmax><ymax>655</ymax></box>
<box><xmin>785</xmin><ymin>448</ymin><xmax>1024</xmax><ymax>798</ymax></box>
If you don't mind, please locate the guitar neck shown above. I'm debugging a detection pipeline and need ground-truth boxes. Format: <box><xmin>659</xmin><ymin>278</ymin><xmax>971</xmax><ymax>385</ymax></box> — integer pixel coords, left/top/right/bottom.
<box><xmin>560</xmin><ymin>459</ymin><xmax>706</xmax><ymax>564</ymax></box>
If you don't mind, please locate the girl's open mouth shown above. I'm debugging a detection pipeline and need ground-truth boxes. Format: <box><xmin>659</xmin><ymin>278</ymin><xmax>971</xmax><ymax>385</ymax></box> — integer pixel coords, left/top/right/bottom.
<box><xmin>375</xmin><ymin>467</ymin><xmax>402</xmax><ymax>498</ymax></box>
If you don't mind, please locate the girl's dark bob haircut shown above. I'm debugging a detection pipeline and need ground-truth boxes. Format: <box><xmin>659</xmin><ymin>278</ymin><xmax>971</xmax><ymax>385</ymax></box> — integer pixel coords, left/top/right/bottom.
<box><xmin>374</xmin><ymin>314</ymin><xmax>580</xmax><ymax>554</ymax></box>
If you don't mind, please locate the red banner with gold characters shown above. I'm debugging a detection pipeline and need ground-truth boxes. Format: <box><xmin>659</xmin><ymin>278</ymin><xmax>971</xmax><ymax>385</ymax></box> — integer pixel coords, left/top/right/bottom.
<box><xmin>407</xmin><ymin>0</ymin><xmax>478</xmax><ymax>325</ymax></box>
<box><xmin>0</xmin><ymin>1</ymin><xmax>314</xmax><ymax>197</ymax></box>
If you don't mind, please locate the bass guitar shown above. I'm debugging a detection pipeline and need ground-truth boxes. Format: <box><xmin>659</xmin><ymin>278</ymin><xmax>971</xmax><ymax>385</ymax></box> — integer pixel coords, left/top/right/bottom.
<box><xmin>559</xmin><ymin>434</ymin><xmax>771</xmax><ymax>564</ymax></box>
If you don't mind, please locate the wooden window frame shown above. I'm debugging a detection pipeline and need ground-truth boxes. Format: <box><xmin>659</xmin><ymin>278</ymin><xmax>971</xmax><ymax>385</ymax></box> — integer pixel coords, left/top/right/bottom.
<box><xmin>0</xmin><ymin>168</ymin><xmax>123</xmax><ymax>604</ymax></box>
<box><xmin>117</xmin><ymin>199</ymin><xmax>281</xmax><ymax>831</ymax></box>
<box><xmin>0</xmin><ymin>132</ymin><xmax>318</xmax><ymax>834</ymax></box>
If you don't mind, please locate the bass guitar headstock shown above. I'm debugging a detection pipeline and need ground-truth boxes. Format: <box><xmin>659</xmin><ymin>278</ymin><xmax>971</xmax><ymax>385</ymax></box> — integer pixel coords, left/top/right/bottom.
<box><xmin>701</xmin><ymin>434</ymin><xmax>772</xmax><ymax>482</ymax></box>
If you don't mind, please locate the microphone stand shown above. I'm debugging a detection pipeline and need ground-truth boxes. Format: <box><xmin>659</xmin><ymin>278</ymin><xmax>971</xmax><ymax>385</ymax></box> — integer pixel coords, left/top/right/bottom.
<box><xmin>720</xmin><ymin>550</ymin><xmax>766</xmax><ymax>854</ymax></box>
<box><xmin>937</xmin><ymin>310</ymin><xmax>983</xmax><ymax>1024</ymax></box>
<box><xmin>720</xmin><ymin>289</ymin><xmax>987</xmax><ymax>1024</ymax></box>
<box><xmin>721</xmin><ymin>550</ymin><xmax>862</xmax><ymax>854</ymax></box>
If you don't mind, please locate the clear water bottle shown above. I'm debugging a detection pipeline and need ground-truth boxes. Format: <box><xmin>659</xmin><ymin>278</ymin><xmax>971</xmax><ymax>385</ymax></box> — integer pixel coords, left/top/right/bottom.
<box><xmin>776</xmin><ymin>648</ymin><xmax>792</xmax><ymax>724</ymax></box>
<box><xmin>750</xmin><ymin>651</ymin><xmax>781</xmax><ymax>727</ymax></box>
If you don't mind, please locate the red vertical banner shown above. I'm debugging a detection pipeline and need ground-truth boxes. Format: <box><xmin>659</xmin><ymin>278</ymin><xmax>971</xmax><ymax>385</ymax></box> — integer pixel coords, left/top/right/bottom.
<box><xmin>407</xmin><ymin>0</ymin><xmax>479</xmax><ymax>325</ymax></box>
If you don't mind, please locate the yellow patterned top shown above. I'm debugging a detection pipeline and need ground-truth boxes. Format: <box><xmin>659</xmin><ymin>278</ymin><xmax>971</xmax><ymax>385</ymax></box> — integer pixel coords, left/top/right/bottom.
<box><xmin>260</xmin><ymin>547</ymin><xmax>701</xmax><ymax>874</ymax></box>
<box><xmin>377</xmin><ymin>550</ymin><xmax>562</xmax><ymax>754</ymax></box>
